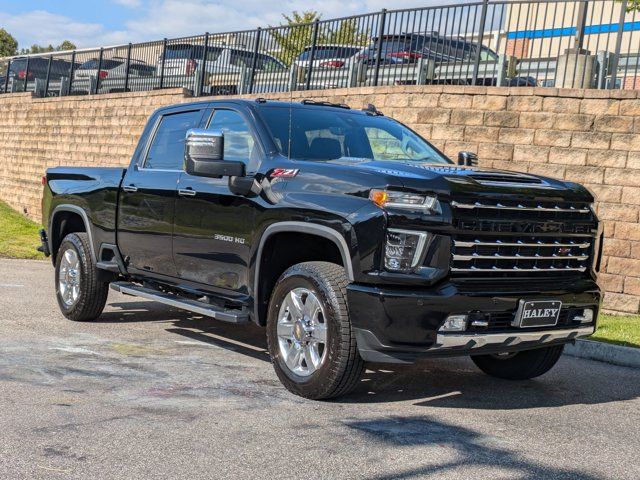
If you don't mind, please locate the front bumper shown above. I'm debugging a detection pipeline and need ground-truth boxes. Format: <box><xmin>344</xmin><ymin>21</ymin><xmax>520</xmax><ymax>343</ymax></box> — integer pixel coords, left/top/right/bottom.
<box><xmin>347</xmin><ymin>279</ymin><xmax>601</xmax><ymax>364</ymax></box>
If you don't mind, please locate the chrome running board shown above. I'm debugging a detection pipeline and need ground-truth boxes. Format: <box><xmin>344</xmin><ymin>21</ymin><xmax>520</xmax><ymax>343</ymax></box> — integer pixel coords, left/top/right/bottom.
<box><xmin>110</xmin><ymin>282</ymin><xmax>249</xmax><ymax>323</ymax></box>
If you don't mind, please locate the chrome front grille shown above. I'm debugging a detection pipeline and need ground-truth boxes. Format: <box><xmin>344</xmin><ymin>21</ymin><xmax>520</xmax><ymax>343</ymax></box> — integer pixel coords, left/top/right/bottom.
<box><xmin>451</xmin><ymin>198</ymin><xmax>596</xmax><ymax>276</ymax></box>
<box><xmin>452</xmin><ymin>237</ymin><xmax>591</xmax><ymax>273</ymax></box>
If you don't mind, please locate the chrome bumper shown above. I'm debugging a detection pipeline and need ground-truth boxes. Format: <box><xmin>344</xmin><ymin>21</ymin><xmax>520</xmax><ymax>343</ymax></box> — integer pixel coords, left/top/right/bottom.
<box><xmin>435</xmin><ymin>326</ymin><xmax>595</xmax><ymax>351</ymax></box>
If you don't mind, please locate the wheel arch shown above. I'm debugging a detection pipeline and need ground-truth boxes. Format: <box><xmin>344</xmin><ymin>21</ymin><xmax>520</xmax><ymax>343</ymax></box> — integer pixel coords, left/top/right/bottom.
<box><xmin>252</xmin><ymin>221</ymin><xmax>355</xmax><ymax>326</ymax></box>
<box><xmin>49</xmin><ymin>205</ymin><xmax>95</xmax><ymax>264</ymax></box>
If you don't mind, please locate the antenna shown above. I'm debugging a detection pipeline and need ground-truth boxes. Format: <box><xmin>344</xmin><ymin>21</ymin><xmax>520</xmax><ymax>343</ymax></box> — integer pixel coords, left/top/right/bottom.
<box><xmin>288</xmin><ymin>59</ymin><xmax>294</xmax><ymax>161</ymax></box>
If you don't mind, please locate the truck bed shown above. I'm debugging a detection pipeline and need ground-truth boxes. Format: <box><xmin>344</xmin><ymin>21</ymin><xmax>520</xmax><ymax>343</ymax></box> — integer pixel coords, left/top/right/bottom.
<box><xmin>42</xmin><ymin>166</ymin><xmax>127</xmax><ymax>261</ymax></box>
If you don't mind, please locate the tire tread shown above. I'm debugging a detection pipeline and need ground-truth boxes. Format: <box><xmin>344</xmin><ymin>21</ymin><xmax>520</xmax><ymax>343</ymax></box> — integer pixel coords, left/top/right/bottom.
<box><xmin>266</xmin><ymin>261</ymin><xmax>364</xmax><ymax>400</ymax></box>
<box><xmin>471</xmin><ymin>345</ymin><xmax>564</xmax><ymax>380</ymax></box>
<box><xmin>56</xmin><ymin>232</ymin><xmax>108</xmax><ymax>322</ymax></box>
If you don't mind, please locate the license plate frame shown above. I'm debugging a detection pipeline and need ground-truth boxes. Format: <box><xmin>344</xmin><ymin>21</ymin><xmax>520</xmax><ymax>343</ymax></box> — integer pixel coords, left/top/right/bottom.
<box><xmin>512</xmin><ymin>300</ymin><xmax>562</xmax><ymax>328</ymax></box>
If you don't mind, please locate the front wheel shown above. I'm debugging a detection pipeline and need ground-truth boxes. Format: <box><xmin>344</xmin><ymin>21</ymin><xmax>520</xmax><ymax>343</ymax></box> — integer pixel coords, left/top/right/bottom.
<box><xmin>55</xmin><ymin>232</ymin><xmax>109</xmax><ymax>321</ymax></box>
<box><xmin>266</xmin><ymin>262</ymin><xmax>364</xmax><ymax>400</ymax></box>
<box><xmin>471</xmin><ymin>345</ymin><xmax>565</xmax><ymax>380</ymax></box>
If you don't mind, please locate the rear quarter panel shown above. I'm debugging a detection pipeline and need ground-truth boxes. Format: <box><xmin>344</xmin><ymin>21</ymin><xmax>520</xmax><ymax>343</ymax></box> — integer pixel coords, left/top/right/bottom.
<box><xmin>45</xmin><ymin>167</ymin><xmax>126</xmax><ymax>259</ymax></box>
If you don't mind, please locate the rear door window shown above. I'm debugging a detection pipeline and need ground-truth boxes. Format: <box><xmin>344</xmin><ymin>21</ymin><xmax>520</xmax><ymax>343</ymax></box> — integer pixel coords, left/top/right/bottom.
<box><xmin>299</xmin><ymin>46</ymin><xmax>360</xmax><ymax>60</ymax></box>
<box><xmin>165</xmin><ymin>44</ymin><xmax>222</xmax><ymax>61</ymax></box>
<box><xmin>79</xmin><ymin>59</ymin><xmax>123</xmax><ymax>70</ymax></box>
<box><xmin>256</xmin><ymin>54</ymin><xmax>283</xmax><ymax>71</ymax></box>
<box><xmin>229</xmin><ymin>50</ymin><xmax>253</xmax><ymax>68</ymax></box>
<box><xmin>130</xmin><ymin>64</ymin><xmax>154</xmax><ymax>76</ymax></box>
<box><xmin>144</xmin><ymin>110</ymin><xmax>203</xmax><ymax>170</ymax></box>
<box><xmin>165</xmin><ymin>44</ymin><xmax>201</xmax><ymax>59</ymax></box>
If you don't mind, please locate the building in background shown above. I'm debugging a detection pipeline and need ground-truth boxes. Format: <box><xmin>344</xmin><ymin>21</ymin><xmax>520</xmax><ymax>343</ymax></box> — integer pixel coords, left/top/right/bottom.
<box><xmin>504</xmin><ymin>0</ymin><xmax>640</xmax><ymax>89</ymax></box>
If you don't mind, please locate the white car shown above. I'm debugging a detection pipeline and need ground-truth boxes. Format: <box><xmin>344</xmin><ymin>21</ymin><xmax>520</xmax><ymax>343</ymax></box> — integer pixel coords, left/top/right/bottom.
<box><xmin>294</xmin><ymin>44</ymin><xmax>364</xmax><ymax>69</ymax></box>
<box><xmin>74</xmin><ymin>57</ymin><xmax>155</xmax><ymax>81</ymax></box>
<box><xmin>157</xmin><ymin>43</ymin><xmax>285</xmax><ymax>78</ymax></box>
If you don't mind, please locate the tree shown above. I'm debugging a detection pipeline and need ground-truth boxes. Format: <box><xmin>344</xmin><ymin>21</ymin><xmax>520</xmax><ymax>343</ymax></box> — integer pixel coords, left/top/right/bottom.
<box><xmin>0</xmin><ymin>29</ymin><xmax>18</xmax><ymax>58</ymax></box>
<box><xmin>269</xmin><ymin>11</ymin><xmax>370</xmax><ymax>66</ymax></box>
<box><xmin>57</xmin><ymin>40</ymin><xmax>77</xmax><ymax>51</ymax></box>
<box><xmin>20</xmin><ymin>44</ymin><xmax>54</xmax><ymax>55</ymax></box>
<box><xmin>270</xmin><ymin>11</ymin><xmax>321</xmax><ymax>66</ymax></box>
<box><xmin>19</xmin><ymin>40</ymin><xmax>77</xmax><ymax>55</ymax></box>
<box><xmin>323</xmin><ymin>19</ymin><xmax>370</xmax><ymax>47</ymax></box>
<box><xmin>618</xmin><ymin>0</ymin><xmax>640</xmax><ymax>11</ymax></box>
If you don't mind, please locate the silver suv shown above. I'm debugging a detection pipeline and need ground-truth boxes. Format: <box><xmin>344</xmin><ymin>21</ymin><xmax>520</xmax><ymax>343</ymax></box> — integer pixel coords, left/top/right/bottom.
<box><xmin>158</xmin><ymin>43</ymin><xmax>284</xmax><ymax>78</ymax></box>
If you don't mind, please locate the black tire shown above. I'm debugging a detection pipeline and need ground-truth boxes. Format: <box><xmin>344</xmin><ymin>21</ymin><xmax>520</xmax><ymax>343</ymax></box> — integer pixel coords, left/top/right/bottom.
<box><xmin>55</xmin><ymin>232</ymin><xmax>109</xmax><ymax>322</ymax></box>
<box><xmin>266</xmin><ymin>262</ymin><xmax>364</xmax><ymax>400</ymax></box>
<box><xmin>471</xmin><ymin>345</ymin><xmax>565</xmax><ymax>380</ymax></box>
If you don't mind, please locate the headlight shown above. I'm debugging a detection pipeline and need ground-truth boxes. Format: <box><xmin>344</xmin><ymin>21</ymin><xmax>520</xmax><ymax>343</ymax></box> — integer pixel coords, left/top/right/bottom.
<box><xmin>384</xmin><ymin>229</ymin><xmax>429</xmax><ymax>272</ymax></box>
<box><xmin>370</xmin><ymin>189</ymin><xmax>441</xmax><ymax>214</ymax></box>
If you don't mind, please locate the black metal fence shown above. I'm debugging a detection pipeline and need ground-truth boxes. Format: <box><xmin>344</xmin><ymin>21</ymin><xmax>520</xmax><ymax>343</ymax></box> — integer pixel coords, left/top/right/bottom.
<box><xmin>1</xmin><ymin>0</ymin><xmax>639</xmax><ymax>98</ymax></box>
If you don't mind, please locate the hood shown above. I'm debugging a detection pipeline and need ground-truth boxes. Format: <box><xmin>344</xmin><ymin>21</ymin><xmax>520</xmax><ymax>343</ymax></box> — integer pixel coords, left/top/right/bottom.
<box><xmin>323</xmin><ymin>158</ymin><xmax>594</xmax><ymax>203</ymax></box>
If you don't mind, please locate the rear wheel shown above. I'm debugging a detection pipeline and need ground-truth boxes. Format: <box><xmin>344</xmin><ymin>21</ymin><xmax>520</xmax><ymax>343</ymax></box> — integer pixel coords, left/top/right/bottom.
<box><xmin>266</xmin><ymin>262</ymin><xmax>364</xmax><ymax>400</ymax></box>
<box><xmin>471</xmin><ymin>345</ymin><xmax>565</xmax><ymax>380</ymax></box>
<box><xmin>55</xmin><ymin>232</ymin><xmax>109</xmax><ymax>321</ymax></box>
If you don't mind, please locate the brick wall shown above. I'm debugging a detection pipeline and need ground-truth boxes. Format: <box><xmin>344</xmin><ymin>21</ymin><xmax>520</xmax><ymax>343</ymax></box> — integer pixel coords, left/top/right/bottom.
<box><xmin>0</xmin><ymin>85</ymin><xmax>639</xmax><ymax>313</ymax></box>
<box><xmin>506</xmin><ymin>38</ymin><xmax>531</xmax><ymax>59</ymax></box>
<box><xmin>0</xmin><ymin>88</ymin><xmax>194</xmax><ymax>221</ymax></box>
<box><xmin>623</xmin><ymin>76</ymin><xmax>640</xmax><ymax>91</ymax></box>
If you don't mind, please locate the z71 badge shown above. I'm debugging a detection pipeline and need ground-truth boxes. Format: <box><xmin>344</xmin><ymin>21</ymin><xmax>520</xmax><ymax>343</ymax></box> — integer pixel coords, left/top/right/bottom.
<box><xmin>270</xmin><ymin>168</ymin><xmax>299</xmax><ymax>178</ymax></box>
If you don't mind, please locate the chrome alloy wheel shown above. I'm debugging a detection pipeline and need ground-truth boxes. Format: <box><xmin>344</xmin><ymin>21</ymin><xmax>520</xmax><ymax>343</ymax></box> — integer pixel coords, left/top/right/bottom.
<box><xmin>277</xmin><ymin>287</ymin><xmax>328</xmax><ymax>377</ymax></box>
<box><xmin>58</xmin><ymin>248</ymin><xmax>81</xmax><ymax>307</ymax></box>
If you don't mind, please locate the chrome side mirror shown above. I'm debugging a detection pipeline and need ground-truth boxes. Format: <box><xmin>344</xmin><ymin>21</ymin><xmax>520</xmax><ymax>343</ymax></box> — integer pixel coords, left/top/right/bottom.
<box><xmin>185</xmin><ymin>129</ymin><xmax>244</xmax><ymax>178</ymax></box>
<box><xmin>458</xmin><ymin>151</ymin><xmax>478</xmax><ymax>167</ymax></box>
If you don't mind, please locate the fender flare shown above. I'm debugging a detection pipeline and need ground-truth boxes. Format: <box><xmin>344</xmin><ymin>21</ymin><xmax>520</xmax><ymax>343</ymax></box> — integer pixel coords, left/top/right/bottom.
<box><xmin>49</xmin><ymin>204</ymin><xmax>96</xmax><ymax>262</ymax></box>
<box><xmin>253</xmin><ymin>221</ymin><xmax>355</xmax><ymax>324</ymax></box>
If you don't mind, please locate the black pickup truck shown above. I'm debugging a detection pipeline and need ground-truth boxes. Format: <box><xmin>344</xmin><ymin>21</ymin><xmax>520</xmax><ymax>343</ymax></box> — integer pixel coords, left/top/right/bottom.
<box><xmin>40</xmin><ymin>98</ymin><xmax>603</xmax><ymax>399</ymax></box>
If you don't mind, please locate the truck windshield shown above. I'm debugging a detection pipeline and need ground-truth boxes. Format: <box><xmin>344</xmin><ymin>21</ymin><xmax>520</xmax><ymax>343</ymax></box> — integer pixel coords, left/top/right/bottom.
<box><xmin>258</xmin><ymin>106</ymin><xmax>451</xmax><ymax>164</ymax></box>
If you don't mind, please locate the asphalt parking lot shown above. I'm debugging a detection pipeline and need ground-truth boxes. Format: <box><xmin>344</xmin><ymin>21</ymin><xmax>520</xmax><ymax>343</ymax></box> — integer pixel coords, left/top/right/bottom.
<box><xmin>0</xmin><ymin>259</ymin><xmax>639</xmax><ymax>480</ymax></box>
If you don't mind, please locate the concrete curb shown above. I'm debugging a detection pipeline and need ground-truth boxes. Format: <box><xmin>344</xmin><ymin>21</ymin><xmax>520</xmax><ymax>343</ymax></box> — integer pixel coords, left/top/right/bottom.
<box><xmin>564</xmin><ymin>339</ymin><xmax>640</xmax><ymax>369</ymax></box>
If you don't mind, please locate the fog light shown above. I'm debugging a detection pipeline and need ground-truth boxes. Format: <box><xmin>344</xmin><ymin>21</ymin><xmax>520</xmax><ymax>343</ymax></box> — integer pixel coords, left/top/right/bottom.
<box><xmin>439</xmin><ymin>315</ymin><xmax>468</xmax><ymax>332</ymax></box>
<box><xmin>574</xmin><ymin>308</ymin><xmax>594</xmax><ymax>323</ymax></box>
<box><xmin>384</xmin><ymin>229</ymin><xmax>428</xmax><ymax>273</ymax></box>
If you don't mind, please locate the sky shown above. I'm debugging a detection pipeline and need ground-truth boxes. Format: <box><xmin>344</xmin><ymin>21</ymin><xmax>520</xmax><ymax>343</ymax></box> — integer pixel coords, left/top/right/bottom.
<box><xmin>0</xmin><ymin>0</ymin><xmax>468</xmax><ymax>50</ymax></box>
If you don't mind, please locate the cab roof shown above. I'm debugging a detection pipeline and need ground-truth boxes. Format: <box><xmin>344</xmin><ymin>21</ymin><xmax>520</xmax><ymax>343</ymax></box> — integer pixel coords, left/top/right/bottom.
<box><xmin>156</xmin><ymin>98</ymin><xmax>378</xmax><ymax>117</ymax></box>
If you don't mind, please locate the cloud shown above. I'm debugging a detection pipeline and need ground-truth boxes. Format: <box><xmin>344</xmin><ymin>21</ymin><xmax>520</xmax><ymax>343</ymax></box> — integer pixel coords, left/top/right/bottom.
<box><xmin>122</xmin><ymin>0</ymin><xmax>456</xmax><ymax>38</ymax></box>
<box><xmin>0</xmin><ymin>10</ymin><xmax>130</xmax><ymax>50</ymax></box>
<box><xmin>112</xmin><ymin>0</ymin><xmax>143</xmax><ymax>7</ymax></box>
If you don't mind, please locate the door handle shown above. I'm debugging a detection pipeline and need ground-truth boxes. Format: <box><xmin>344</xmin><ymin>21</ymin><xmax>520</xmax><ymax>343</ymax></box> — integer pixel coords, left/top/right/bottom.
<box><xmin>123</xmin><ymin>184</ymin><xmax>138</xmax><ymax>193</ymax></box>
<box><xmin>178</xmin><ymin>188</ymin><xmax>197</xmax><ymax>197</ymax></box>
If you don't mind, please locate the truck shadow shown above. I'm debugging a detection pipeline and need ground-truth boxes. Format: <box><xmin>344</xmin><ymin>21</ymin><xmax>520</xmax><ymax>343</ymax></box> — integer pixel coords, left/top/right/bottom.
<box><xmin>346</xmin><ymin>359</ymin><xmax>640</xmax><ymax>410</ymax></box>
<box><xmin>343</xmin><ymin>415</ymin><xmax>606</xmax><ymax>480</ymax></box>
<box><xmin>99</xmin><ymin>300</ymin><xmax>640</xmax><ymax>410</ymax></box>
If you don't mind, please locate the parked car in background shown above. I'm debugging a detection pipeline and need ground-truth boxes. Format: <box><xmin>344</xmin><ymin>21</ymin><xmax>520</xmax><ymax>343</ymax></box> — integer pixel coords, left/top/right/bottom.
<box><xmin>2</xmin><ymin>57</ymin><xmax>77</xmax><ymax>92</ymax></box>
<box><xmin>295</xmin><ymin>44</ymin><xmax>364</xmax><ymax>69</ymax></box>
<box><xmin>358</xmin><ymin>33</ymin><xmax>535</xmax><ymax>86</ymax></box>
<box><xmin>156</xmin><ymin>43</ymin><xmax>286</xmax><ymax>94</ymax></box>
<box><xmin>158</xmin><ymin>43</ymin><xmax>285</xmax><ymax>78</ymax></box>
<box><xmin>74</xmin><ymin>57</ymin><xmax>155</xmax><ymax>81</ymax></box>
<box><xmin>358</xmin><ymin>33</ymin><xmax>498</xmax><ymax>65</ymax></box>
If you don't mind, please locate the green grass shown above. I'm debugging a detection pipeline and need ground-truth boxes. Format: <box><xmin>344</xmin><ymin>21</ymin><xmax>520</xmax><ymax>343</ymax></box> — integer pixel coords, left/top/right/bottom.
<box><xmin>592</xmin><ymin>314</ymin><xmax>640</xmax><ymax>349</ymax></box>
<box><xmin>0</xmin><ymin>200</ymin><xmax>45</xmax><ymax>260</ymax></box>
